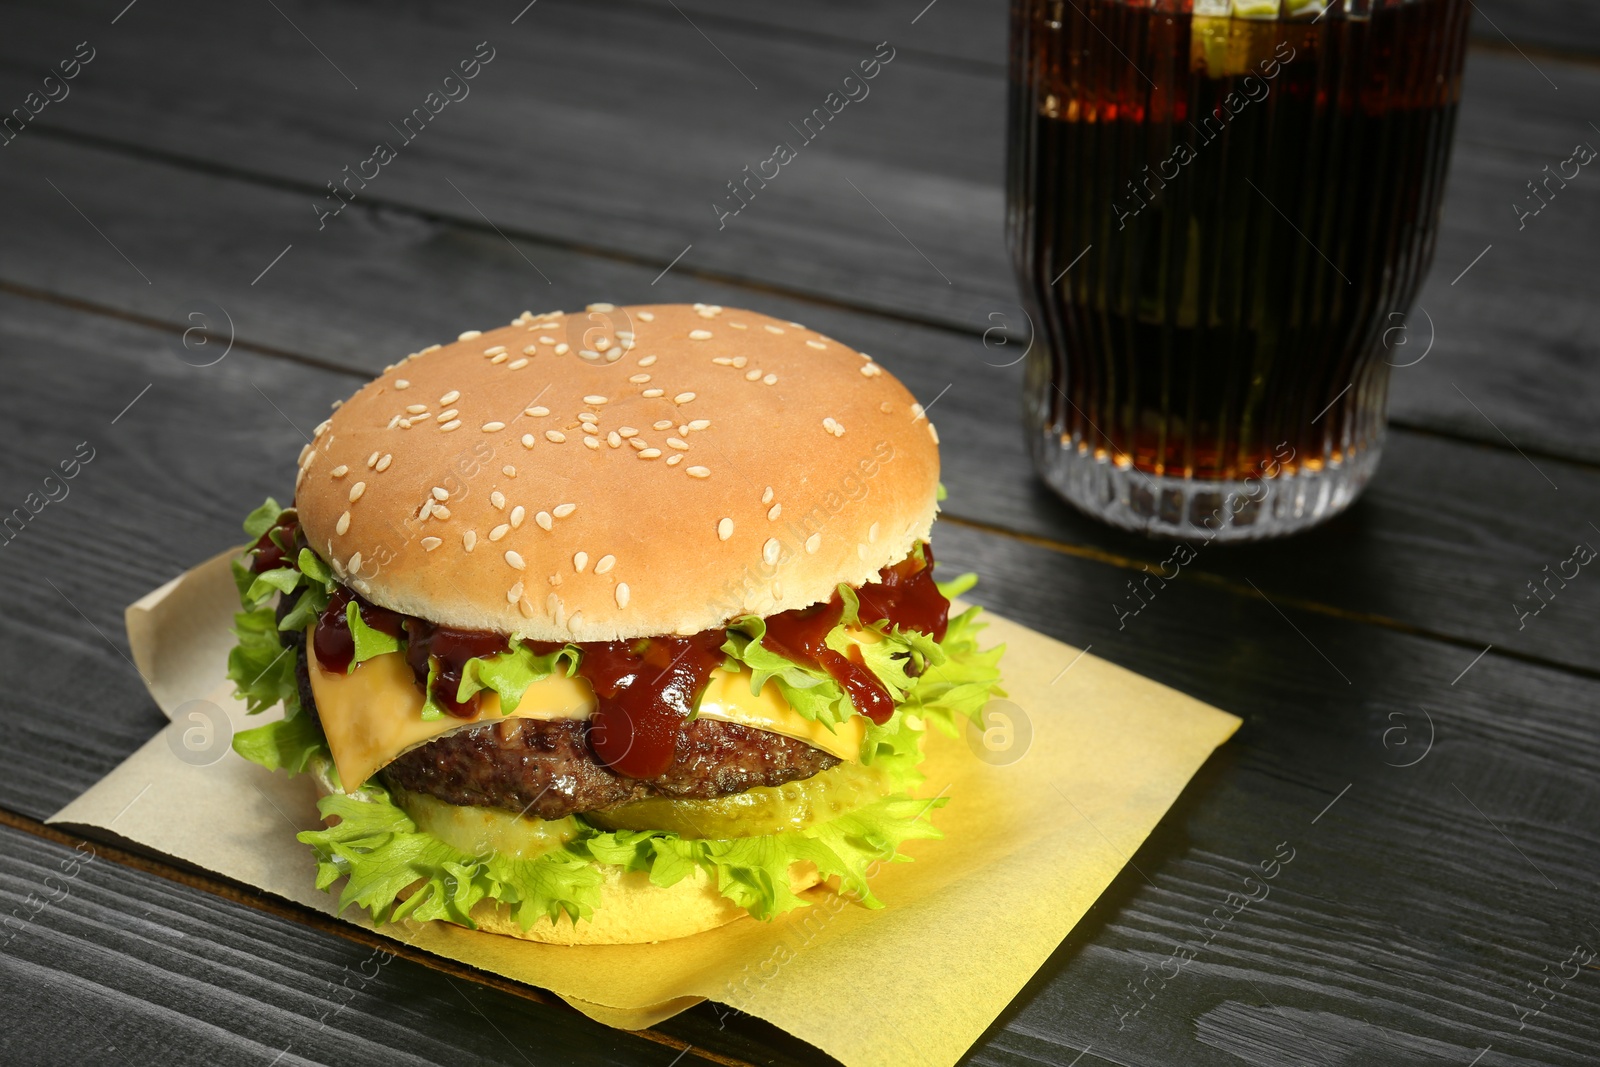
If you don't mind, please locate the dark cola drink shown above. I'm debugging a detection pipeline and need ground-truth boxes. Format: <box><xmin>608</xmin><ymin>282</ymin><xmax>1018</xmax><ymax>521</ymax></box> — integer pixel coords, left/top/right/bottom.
<box><xmin>1009</xmin><ymin>0</ymin><xmax>1470</xmax><ymax>540</ymax></box>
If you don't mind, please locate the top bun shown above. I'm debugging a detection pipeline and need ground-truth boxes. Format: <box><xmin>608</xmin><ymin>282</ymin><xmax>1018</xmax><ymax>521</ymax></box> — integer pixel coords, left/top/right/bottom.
<box><xmin>294</xmin><ymin>304</ymin><xmax>941</xmax><ymax>641</ymax></box>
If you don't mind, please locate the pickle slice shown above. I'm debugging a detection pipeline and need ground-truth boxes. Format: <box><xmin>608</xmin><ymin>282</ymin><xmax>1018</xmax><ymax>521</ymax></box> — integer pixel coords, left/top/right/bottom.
<box><xmin>391</xmin><ymin>786</ymin><xmax>583</xmax><ymax>860</ymax></box>
<box><xmin>585</xmin><ymin>760</ymin><xmax>896</xmax><ymax>839</ymax></box>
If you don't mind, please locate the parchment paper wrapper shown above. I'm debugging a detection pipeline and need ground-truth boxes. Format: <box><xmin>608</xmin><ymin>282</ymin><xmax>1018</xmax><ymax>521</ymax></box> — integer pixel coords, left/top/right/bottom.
<box><xmin>50</xmin><ymin>547</ymin><xmax>1240</xmax><ymax>1067</ymax></box>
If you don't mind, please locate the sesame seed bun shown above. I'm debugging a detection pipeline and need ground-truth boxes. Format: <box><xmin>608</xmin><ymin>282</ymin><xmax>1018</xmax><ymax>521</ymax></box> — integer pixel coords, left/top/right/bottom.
<box><xmin>294</xmin><ymin>304</ymin><xmax>941</xmax><ymax>641</ymax></box>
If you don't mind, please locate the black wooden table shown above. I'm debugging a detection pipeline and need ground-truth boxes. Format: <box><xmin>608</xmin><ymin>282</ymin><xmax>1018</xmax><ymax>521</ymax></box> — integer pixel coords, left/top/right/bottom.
<box><xmin>2</xmin><ymin>2</ymin><xmax>1596</xmax><ymax>1065</ymax></box>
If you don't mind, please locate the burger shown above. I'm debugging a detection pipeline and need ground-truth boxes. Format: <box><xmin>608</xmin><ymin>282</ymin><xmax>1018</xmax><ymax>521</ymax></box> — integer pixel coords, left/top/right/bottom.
<box><xmin>227</xmin><ymin>302</ymin><xmax>1004</xmax><ymax>944</ymax></box>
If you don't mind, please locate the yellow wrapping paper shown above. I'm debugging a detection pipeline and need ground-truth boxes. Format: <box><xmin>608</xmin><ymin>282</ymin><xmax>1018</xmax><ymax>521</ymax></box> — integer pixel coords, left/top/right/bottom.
<box><xmin>49</xmin><ymin>546</ymin><xmax>1240</xmax><ymax>1067</ymax></box>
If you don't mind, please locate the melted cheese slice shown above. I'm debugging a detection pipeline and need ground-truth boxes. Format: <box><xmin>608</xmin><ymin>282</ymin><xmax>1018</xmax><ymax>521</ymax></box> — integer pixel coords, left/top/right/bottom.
<box><xmin>307</xmin><ymin>645</ymin><xmax>865</xmax><ymax>790</ymax></box>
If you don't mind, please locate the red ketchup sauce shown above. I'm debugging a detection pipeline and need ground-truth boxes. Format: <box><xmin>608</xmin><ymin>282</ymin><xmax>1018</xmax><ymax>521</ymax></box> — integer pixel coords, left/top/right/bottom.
<box><xmin>248</xmin><ymin>514</ymin><xmax>299</xmax><ymax>574</ymax></box>
<box><xmin>572</xmin><ymin>630</ymin><xmax>729</xmax><ymax>779</ymax></box>
<box><xmin>759</xmin><ymin>545</ymin><xmax>950</xmax><ymax>726</ymax></box>
<box><xmin>292</xmin><ymin>537</ymin><xmax>950</xmax><ymax>776</ymax></box>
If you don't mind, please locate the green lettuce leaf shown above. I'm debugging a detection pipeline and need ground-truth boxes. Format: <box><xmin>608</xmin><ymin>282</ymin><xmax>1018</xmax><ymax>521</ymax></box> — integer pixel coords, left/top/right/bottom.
<box><xmin>346</xmin><ymin>600</ymin><xmax>402</xmax><ymax>666</ymax></box>
<box><xmin>232</xmin><ymin>714</ymin><xmax>327</xmax><ymax>775</ymax></box>
<box><xmin>296</xmin><ymin>772</ymin><xmax>948</xmax><ymax>928</ymax></box>
<box><xmin>457</xmin><ymin>642</ymin><xmax>581</xmax><ymax>714</ymax></box>
<box><xmin>226</xmin><ymin>604</ymin><xmax>300</xmax><ymax>717</ymax></box>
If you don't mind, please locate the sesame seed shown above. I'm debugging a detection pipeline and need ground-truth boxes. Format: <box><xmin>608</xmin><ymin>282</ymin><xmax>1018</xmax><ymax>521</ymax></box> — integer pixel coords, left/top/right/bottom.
<box><xmin>507</xmin><ymin>581</ymin><xmax>523</xmax><ymax>603</ymax></box>
<box><xmin>479</xmin><ymin>351</ymin><xmax>502</xmax><ymax>361</ymax></box>
<box><xmin>519</xmin><ymin>596</ymin><xmax>537</xmax><ymax>619</ymax></box>
<box><xmin>314</xmin><ymin>419</ymin><xmax>332</xmax><ymax>437</ymax></box>
<box><xmin>594</xmin><ymin>337</ymin><xmax>612</xmax><ymax>352</ymax></box>
<box><xmin>666</xmin><ymin>454</ymin><xmax>683</xmax><ymax>466</ymax></box>
<box><xmin>367</xmin><ymin>451</ymin><xmax>380</xmax><ymax>467</ymax></box>
<box><xmin>589</xmin><ymin>302</ymin><xmax>615</xmax><ymax>312</ymax></box>
<box><xmin>686</xmin><ymin>465</ymin><xmax>710</xmax><ymax>478</ymax></box>
<box><xmin>579</xmin><ymin>412</ymin><xmax>599</xmax><ymax>425</ymax></box>
<box><xmin>536</xmin><ymin>511</ymin><xmax>553</xmax><ymax>531</ymax></box>
<box><xmin>459</xmin><ymin>330</ymin><xmax>481</xmax><ymax>341</ymax></box>
<box><xmin>432</xmin><ymin>486</ymin><xmax>449</xmax><ymax>501</ymax></box>
<box><xmin>349</xmin><ymin>482</ymin><xmax>367</xmax><ymax>502</ymax></box>
<box><xmin>510</xmin><ymin>505</ymin><xmax>526</xmax><ymax>528</ymax></box>
<box><xmin>861</xmin><ymin>363</ymin><xmax>881</xmax><ymax>377</ymax></box>
<box><xmin>464</xmin><ymin>530</ymin><xmax>477</xmax><ymax>552</ymax></box>
<box><xmin>788</xmin><ymin>321</ymin><xmax>804</xmax><ymax>328</ymax></box>
<box><xmin>585</xmin><ymin>395</ymin><xmax>609</xmax><ymax>406</ymax></box>
<box><xmin>583</xmin><ymin>436</ymin><xmax>600</xmax><ymax>449</ymax></box>
<box><xmin>607</xmin><ymin>431</ymin><xmax>622</xmax><ymax>448</ymax></box>
<box><xmin>502</xmin><ymin>465</ymin><xmax>516</xmax><ymax>477</ymax></box>
<box><xmin>806</xmin><ymin>340</ymin><xmax>827</xmax><ymax>350</ymax></box>
<box><xmin>711</xmin><ymin>357</ymin><xmax>732</xmax><ymax>367</ymax></box>
<box><xmin>763</xmin><ymin>538</ymin><xmax>780</xmax><ymax>565</ymax></box>
<box><xmin>614</xmin><ymin>583</ymin><xmax>631</xmax><ymax>608</ymax></box>
<box><xmin>928</xmin><ymin>422</ymin><xmax>939</xmax><ymax>443</ymax></box>
<box><xmin>491</xmin><ymin>491</ymin><xmax>506</xmax><ymax>510</ymax></box>
<box><xmin>642</xmin><ymin>388</ymin><xmax>664</xmax><ymax>398</ymax></box>
<box><xmin>422</xmin><ymin>536</ymin><xmax>442</xmax><ymax>551</ymax></box>
<box><xmin>806</xmin><ymin>533</ymin><xmax>821</xmax><ymax>554</ymax></box>
<box><xmin>545</xmin><ymin>431</ymin><xmax>566</xmax><ymax>443</ymax></box>
<box><xmin>628</xmin><ymin>438</ymin><xmax>648</xmax><ymax>451</ymax></box>
<box><xmin>731</xmin><ymin>356</ymin><xmax>748</xmax><ymax>369</ymax></box>
<box><xmin>490</xmin><ymin>524</ymin><xmax>510</xmax><ymax>541</ymax></box>
<box><xmin>537</xmin><ymin>336</ymin><xmax>555</xmax><ymax>345</ymax></box>
<box><xmin>638</xmin><ymin>355</ymin><xmax>657</xmax><ymax>366</ymax></box>
<box><xmin>553</xmin><ymin>503</ymin><xmax>576</xmax><ymax>518</ymax></box>
<box><xmin>638</xmin><ymin>448</ymin><xmax>662</xmax><ymax>459</ymax></box>
<box><xmin>491</xmin><ymin>353</ymin><xmax>509</xmax><ymax>363</ymax></box>
<box><xmin>336</xmin><ymin>511</ymin><xmax>351</xmax><ymax>535</ymax></box>
<box><xmin>395</xmin><ymin>379</ymin><xmax>410</xmax><ymax>390</ymax></box>
<box><xmin>298</xmin><ymin>444</ymin><xmax>314</xmax><ymax>467</ymax></box>
<box><xmin>630</xmin><ymin>374</ymin><xmax>652</xmax><ymax>383</ymax></box>
<box><xmin>638</xmin><ymin>311</ymin><xmax>655</xmax><ymax>322</ymax></box>
<box><xmin>554</xmin><ymin>343</ymin><xmax>570</xmax><ymax>355</ymax></box>
<box><xmin>595</xmin><ymin>555</ymin><xmax>615</xmax><ymax>574</ymax></box>
<box><xmin>688</xmin><ymin>329</ymin><xmax>712</xmax><ymax>340</ymax></box>
<box><xmin>433</xmin><ymin>504</ymin><xmax>452</xmax><ymax>519</ymax></box>
<box><xmin>688</xmin><ymin>419</ymin><xmax>711</xmax><ymax>431</ymax></box>
<box><xmin>420</xmin><ymin>500</ymin><xmax>435</xmax><ymax>521</ymax></box>
<box><xmin>422</xmin><ymin>344</ymin><xmax>441</xmax><ymax>353</ymax></box>
<box><xmin>730</xmin><ymin>322</ymin><xmax>747</xmax><ymax>330</ymax></box>
<box><xmin>718</xmin><ymin>518</ymin><xmax>734</xmax><ymax>540</ymax></box>
<box><xmin>764</xmin><ymin>324</ymin><xmax>784</xmax><ymax>335</ymax></box>
<box><xmin>398</xmin><ymin>418</ymin><xmax>412</xmax><ymax>430</ymax></box>
<box><xmin>869</xmin><ymin>522</ymin><xmax>880</xmax><ymax>543</ymax></box>
<box><xmin>482</xmin><ymin>421</ymin><xmax>506</xmax><ymax>432</ymax></box>
<box><xmin>579</xmin><ymin>350</ymin><xmax>601</xmax><ymax>361</ymax></box>
<box><xmin>406</xmin><ymin>403</ymin><xmax>428</xmax><ymax>414</ymax></box>
<box><xmin>505</xmin><ymin>550</ymin><xmax>526</xmax><ymax>570</ymax></box>
<box><xmin>331</xmin><ymin>465</ymin><xmax>349</xmax><ymax>478</ymax></box>
<box><xmin>761</xmin><ymin>486</ymin><xmax>774</xmax><ymax>504</ymax></box>
<box><xmin>911</xmin><ymin>403</ymin><xmax>926</xmax><ymax>421</ymax></box>
<box><xmin>527</xmin><ymin>406</ymin><xmax>550</xmax><ymax>417</ymax></box>
<box><xmin>674</xmin><ymin>392</ymin><xmax>696</xmax><ymax>404</ymax></box>
<box><xmin>768</xmin><ymin>503</ymin><xmax>782</xmax><ymax>520</ymax></box>
<box><xmin>652</xmin><ymin>420</ymin><xmax>673</xmax><ymax>431</ymax></box>
<box><xmin>521</xmin><ymin>434</ymin><xmax>536</xmax><ymax>449</ymax></box>
<box><xmin>349</xmin><ymin>551</ymin><xmax>363</xmax><ymax>572</ymax></box>
<box><xmin>763</xmin><ymin>374</ymin><xmax>778</xmax><ymax>386</ymax></box>
<box><xmin>441</xmin><ymin>390</ymin><xmax>462</xmax><ymax>405</ymax></box>
<box><xmin>574</xmin><ymin>552</ymin><xmax>588</xmax><ymax>572</ymax></box>
<box><xmin>440</xmin><ymin>420</ymin><xmax>462</xmax><ymax>432</ymax></box>
<box><xmin>568</xmin><ymin>611</ymin><xmax>584</xmax><ymax>633</ymax></box>
<box><xmin>523</xmin><ymin>344</ymin><xmax>540</xmax><ymax>355</ymax></box>
<box><xmin>618</xmin><ymin>427</ymin><xmax>638</xmax><ymax>440</ymax></box>
<box><xmin>745</xmin><ymin>369</ymin><xmax>762</xmax><ymax>381</ymax></box>
<box><xmin>667</xmin><ymin>437</ymin><xmax>689</xmax><ymax>450</ymax></box>
<box><xmin>437</xmin><ymin>409</ymin><xmax>458</xmax><ymax>422</ymax></box>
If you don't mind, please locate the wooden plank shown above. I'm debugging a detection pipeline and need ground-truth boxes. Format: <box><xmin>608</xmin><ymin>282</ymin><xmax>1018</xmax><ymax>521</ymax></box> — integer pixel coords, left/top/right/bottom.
<box><xmin>4</xmin><ymin>448</ymin><xmax>1599</xmax><ymax>1066</ymax></box>
<box><xmin>0</xmin><ymin>135</ymin><xmax>1596</xmax><ymax>681</ymax></box>
<box><xmin>0</xmin><ymin>293</ymin><xmax>1595</xmax><ymax>1061</ymax></box>
<box><xmin>0</xmin><ymin>819</ymin><xmax>828</xmax><ymax>1067</ymax></box>
<box><xmin>0</xmin><ymin>3</ymin><xmax>1597</xmax><ymax>461</ymax></box>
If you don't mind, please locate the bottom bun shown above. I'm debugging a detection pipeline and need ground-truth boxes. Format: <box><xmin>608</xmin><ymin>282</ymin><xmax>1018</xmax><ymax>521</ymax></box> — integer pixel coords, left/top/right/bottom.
<box><xmin>469</xmin><ymin>862</ymin><xmax>823</xmax><ymax>946</ymax></box>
